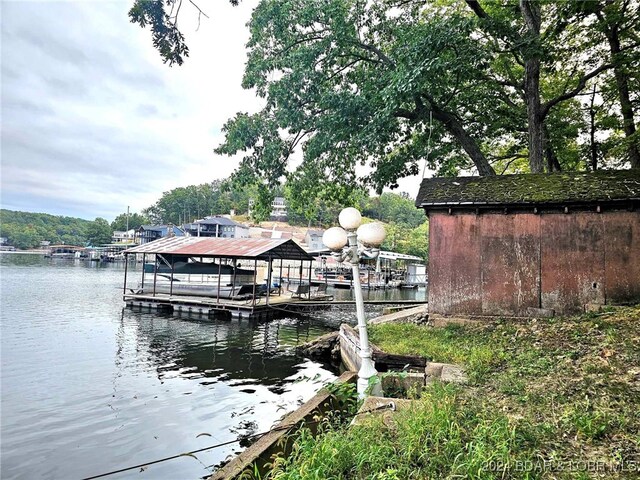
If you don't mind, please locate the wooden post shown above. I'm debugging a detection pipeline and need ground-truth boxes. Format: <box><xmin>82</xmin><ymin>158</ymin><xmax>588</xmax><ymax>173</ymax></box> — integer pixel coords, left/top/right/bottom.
<box><xmin>298</xmin><ymin>261</ymin><xmax>303</xmax><ymax>293</ymax></box>
<box><xmin>153</xmin><ymin>254</ymin><xmax>158</xmax><ymax>296</ymax></box>
<box><xmin>279</xmin><ymin>259</ymin><xmax>283</xmax><ymax>296</ymax></box>
<box><xmin>266</xmin><ymin>256</ymin><xmax>272</xmax><ymax>306</ymax></box>
<box><xmin>169</xmin><ymin>255</ymin><xmax>175</xmax><ymax>296</ymax></box>
<box><xmin>217</xmin><ymin>257</ymin><xmax>222</xmax><ymax>304</ymax></box>
<box><xmin>123</xmin><ymin>253</ymin><xmax>129</xmax><ymax>295</ymax></box>
<box><xmin>307</xmin><ymin>259</ymin><xmax>312</xmax><ymax>300</ymax></box>
<box><xmin>252</xmin><ymin>259</ymin><xmax>258</xmax><ymax>307</ymax></box>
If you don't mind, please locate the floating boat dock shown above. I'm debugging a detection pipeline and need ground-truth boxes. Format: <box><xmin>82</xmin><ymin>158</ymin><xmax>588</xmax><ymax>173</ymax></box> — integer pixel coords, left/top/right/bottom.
<box><xmin>123</xmin><ymin>237</ymin><xmax>334</xmax><ymax>319</ymax></box>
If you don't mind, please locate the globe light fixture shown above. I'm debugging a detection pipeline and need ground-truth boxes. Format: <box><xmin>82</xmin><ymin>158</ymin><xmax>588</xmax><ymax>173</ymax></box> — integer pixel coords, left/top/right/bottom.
<box><xmin>356</xmin><ymin>222</ymin><xmax>386</xmax><ymax>247</ymax></box>
<box><xmin>338</xmin><ymin>207</ymin><xmax>362</xmax><ymax>230</ymax></box>
<box><xmin>322</xmin><ymin>227</ymin><xmax>349</xmax><ymax>251</ymax></box>
<box><xmin>325</xmin><ymin>207</ymin><xmax>385</xmax><ymax>397</ymax></box>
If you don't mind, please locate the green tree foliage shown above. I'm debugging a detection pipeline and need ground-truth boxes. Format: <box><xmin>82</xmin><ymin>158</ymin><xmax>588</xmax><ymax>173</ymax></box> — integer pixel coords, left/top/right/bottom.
<box><xmin>134</xmin><ymin>0</ymin><xmax>639</xmax><ymax>207</ymax></box>
<box><xmin>215</xmin><ymin>0</ymin><xmax>500</xmax><ymax>202</ymax></box>
<box><xmin>381</xmin><ymin>219</ymin><xmax>429</xmax><ymax>261</ymax></box>
<box><xmin>359</xmin><ymin>192</ymin><xmax>428</xmax><ymax>260</ymax></box>
<box><xmin>110</xmin><ymin>212</ymin><xmax>149</xmax><ymax>231</ymax></box>
<box><xmin>86</xmin><ymin>218</ymin><xmax>113</xmax><ymax>246</ymax></box>
<box><xmin>143</xmin><ymin>179</ymin><xmax>255</xmax><ymax>224</ymax></box>
<box><xmin>0</xmin><ymin>210</ymin><xmax>91</xmax><ymax>249</ymax></box>
<box><xmin>360</xmin><ymin>192</ymin><xmax>424</xmax><ymax>229</ymax></box>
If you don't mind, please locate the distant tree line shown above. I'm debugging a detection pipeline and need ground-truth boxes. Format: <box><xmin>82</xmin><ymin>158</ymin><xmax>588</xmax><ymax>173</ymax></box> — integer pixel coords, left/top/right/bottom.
<box><xmin>143</xmin><ymin>182</ymin><xmax>430</xmax><ymax>259</ymax></box>
<box><xmin>0</xmin><ymin>210</ymin><xmax>93</xmax><ymax>249</ymax></box>
<box><xmin>2</xmin><ymin>181</ymin><xmax>429</xmax><ymax>259</ymax></box>
<box><xmin>0</xmin><ymin>210</ymin><xmax>148</xmax><ymax>249</ymax></box>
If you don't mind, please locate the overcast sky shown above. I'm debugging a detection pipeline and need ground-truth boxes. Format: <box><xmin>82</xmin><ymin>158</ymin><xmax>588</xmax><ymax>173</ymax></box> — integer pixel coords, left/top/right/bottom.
<box><xmin>1</xmin><ymin>0</ymin><xmax>420</xmax><ymax>221</ymax></box>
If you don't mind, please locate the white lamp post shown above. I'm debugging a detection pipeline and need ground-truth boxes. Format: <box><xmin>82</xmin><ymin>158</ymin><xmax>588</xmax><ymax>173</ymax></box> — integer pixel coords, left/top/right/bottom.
<box><xmin>323</xmin><ymin>207</ymin><xmax>386</xmax><ymax>396</ymax></box>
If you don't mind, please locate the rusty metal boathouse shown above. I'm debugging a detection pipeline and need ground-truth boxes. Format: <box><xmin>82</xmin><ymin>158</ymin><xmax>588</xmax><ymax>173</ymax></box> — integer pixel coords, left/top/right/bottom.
<box><xmin>416</xmin><ymin>170</ymin><xmax>640</xmax><ymax>318</ymax></box>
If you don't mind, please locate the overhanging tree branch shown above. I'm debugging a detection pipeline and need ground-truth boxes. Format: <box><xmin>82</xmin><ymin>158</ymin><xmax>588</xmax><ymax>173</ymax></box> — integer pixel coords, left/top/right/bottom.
<box><xmin>541</xmin><ymin>64</ymin><xmax>613</xmax><ymax>117</ymax></box>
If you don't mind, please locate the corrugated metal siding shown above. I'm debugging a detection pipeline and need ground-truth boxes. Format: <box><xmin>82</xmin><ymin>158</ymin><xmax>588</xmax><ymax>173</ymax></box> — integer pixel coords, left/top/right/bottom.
<box><xmin>541</xmin><ymin>213</ymin><xmax>605</xmax><ymax>315</ymax></box>
<box><xmin>428</xmin><ymin>210</ymin><xmax>640</xmax><ymax>317</ymax></box>
<box><xmin>481</xmin><ymin>214</ymin><xmax>540</xmax><ymax>316</ymax></box>
<box><xmin>604</xmin><ymin>212</ymin><xmax>640</xmax><ymax>305</ymax></box>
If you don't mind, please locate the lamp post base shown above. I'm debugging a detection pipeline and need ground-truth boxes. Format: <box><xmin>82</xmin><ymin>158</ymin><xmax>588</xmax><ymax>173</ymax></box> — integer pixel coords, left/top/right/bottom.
<box><xmin>357</xmin><ymin>356</ymin><xmax>382</xmax><ymax>397</ymax></box>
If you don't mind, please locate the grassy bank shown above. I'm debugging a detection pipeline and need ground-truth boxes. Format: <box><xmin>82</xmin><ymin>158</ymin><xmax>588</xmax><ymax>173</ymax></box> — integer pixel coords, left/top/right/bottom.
<box><xmin>264</xmin><ymin>306</ymin><xmax>639</xmax><ymax>479</ymax></box>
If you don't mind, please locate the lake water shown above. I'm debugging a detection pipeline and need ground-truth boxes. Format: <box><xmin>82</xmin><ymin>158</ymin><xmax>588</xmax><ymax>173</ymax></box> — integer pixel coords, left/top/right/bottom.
<box><xmin>0</xmin><ymin>254</ymin><xmax>425</xmax><ymax>479</ymax></box>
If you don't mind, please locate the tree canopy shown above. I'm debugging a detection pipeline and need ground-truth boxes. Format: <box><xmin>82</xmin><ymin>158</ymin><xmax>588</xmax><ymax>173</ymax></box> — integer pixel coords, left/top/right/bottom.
<box><xmin>132</xmin><ymin>0</ymin><xmax>639</xmax><ymax>212</ymax></box>
<box><xmin>85</xmin><ymin>218</ymin><xmax>113</xmax><ymax>246</ymax></box>
<box><xmin>111</xmin><ymin>212</ymin><xmax>149</xmax><ymax>232</ymax></box>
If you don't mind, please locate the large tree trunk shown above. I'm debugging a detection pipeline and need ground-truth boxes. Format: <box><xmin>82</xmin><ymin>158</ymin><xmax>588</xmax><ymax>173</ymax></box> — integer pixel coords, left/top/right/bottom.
<box><xmin>430</xmin><ymin>105</ymin><xmax>496</xmax><ymax>176</ymax></box>
<box><xmin>604</xmin><ymin>24</ymin><xmax>640</xmax><ymax>169</ymax></box>
<box><xmin>589</xmin><ymin>85</ymin><xmax>598</xmax><ymax>171</ymax></box>
<box><xmin>543</xmin><ymin>124</ymin><xmax>562</xmax><ymax>172</ymax></box>
<box><xmin>520</xmin><ymin>0</ymin><xmax>544</xmax><ymax>173</ymax></box>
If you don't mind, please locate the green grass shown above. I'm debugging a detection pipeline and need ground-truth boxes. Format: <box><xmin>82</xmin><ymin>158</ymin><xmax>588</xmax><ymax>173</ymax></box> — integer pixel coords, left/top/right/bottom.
<box><xmin>368</xmin><ymin>322</ymin><xmax>504</xmax><ymax>382</ymax></box>
<box><xmin>262</xmin><ymin>305</ymin><xmax>640</xmax><ymax>479</ymax></box>
<box><xmin>266</xmin><ymin>383</ymin><xmax>535</xmax><ymax>480</ymax></box>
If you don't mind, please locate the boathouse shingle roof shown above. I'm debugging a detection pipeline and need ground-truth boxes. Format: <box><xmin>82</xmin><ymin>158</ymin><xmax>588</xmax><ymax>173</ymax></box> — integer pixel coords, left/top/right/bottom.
<box><xmin>415</xmin><ymin>170</ymin><xmax>640</xmax><ymax>208</ymax></box>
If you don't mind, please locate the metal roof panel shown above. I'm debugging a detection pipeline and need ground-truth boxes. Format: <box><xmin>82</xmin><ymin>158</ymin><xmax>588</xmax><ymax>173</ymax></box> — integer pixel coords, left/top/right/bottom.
<box><xmin>124</xmin><ymin>237</ymin><xmax>313</xmax><ymax>260</ymax></box>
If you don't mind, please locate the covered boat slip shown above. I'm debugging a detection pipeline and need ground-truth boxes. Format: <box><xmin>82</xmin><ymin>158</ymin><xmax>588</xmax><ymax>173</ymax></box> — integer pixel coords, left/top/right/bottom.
<box><xmin>122</xmin><ymin>237</ymin><xmax>329</xmax><ymax>318</ymax></box>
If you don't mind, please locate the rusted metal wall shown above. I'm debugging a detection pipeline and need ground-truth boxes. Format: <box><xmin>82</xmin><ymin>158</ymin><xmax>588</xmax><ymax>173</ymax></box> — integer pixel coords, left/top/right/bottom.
<box><xmin>428</xmin><ymin>210</ymin><xmax>640</xmax><ymax>317</ymax></box>
<box><xmin>540</xmin><ymin>213</ymin><xmax>605</xmax><ymax>315</ymax></box>
<box><xmin>428</xmin><ymin>214</ymin><xmax>481</xmax><ymax>315</ymax></box>
<box><xmin>603</xmin><ymin>211</ymin><xmax>640</xmax><ymax>305</ymax></box>
<box><xmin>481</xmin><ymin>214</ymin><xmax>541</xmax><ymax>316</ymax></box>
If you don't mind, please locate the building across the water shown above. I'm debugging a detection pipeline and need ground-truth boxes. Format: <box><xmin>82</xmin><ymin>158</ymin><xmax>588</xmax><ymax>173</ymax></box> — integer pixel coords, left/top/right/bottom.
<box><xmin>182</xmin><ymin>216</ymin><xmax>250</xmax><ymax>238</ymax></box>
<box><xmin>305</xmin><ymin>230</ymin><xmax>325</xmax><ymax>251</ymax></box>
<box><xmin>112</xmin><ymin>229</ymin><xmax>137</xmax><ymax>244</ymax></box>
<box><xmin>136</xmin><ymin>225</ymin><xmax>187</xmax><ymax>244</ymax></box>
<box><xmin>270</xmin><ymin>197</ymin><xmax>288</xmax><ymax>221</ymax></box>
<box><xmin>415</xmin><ymin>170</ymin><xmax>640</xmax><ymax>318</ymax></box>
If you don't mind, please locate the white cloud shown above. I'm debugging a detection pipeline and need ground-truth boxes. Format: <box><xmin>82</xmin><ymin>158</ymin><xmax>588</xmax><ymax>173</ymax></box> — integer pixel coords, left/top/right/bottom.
<box><xmin>1</xmin><ymin>0</ymin><xmax>262</xmax><ymax>220</ymax></box>
<box><xmin>1</xmin><ymin>0</ymin><xmax>424</xmax><ymax>222</ymax></box>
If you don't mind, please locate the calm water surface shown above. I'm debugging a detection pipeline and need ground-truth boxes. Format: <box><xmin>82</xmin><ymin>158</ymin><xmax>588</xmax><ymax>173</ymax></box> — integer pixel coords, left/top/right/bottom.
<box><xmin>0</xmin><ymin>254</ymin><xmax>424</xmax><ymax>479</ymax></box>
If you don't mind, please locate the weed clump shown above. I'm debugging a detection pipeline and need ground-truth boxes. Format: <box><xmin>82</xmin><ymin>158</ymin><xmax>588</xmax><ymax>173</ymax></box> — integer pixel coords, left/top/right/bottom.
<box><xmin>266</xmin><ymin>305</ymin><xmax>640</xmax><ymax>479</ymax></box>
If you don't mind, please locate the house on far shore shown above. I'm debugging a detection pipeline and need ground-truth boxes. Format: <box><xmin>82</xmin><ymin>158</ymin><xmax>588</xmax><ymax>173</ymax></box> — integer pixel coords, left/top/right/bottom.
<box><xmin>415</xmin><ymin>170</ymin><xmax>640</xmax><ymax>318</ymax></box>
<box><xmin>183</xmin><ymin>216</ymin><xmax>250</xmax><ymax>239</ymax></box>
<box><xmin>112</xmin><ymin>229</ymin><xmax>137</xmax><ymax>244</ymax></box>
<box><xmin>136</xmin><ymin>224</ymin><xmax>187</xmax><ymax>244</ymax></box>
<box><xmin>305</xmin><ymin>229</ymin><xmax>325</xmax><ymax>251</ymax></box>
<box><xmin>270</xmin><ymin>197</ymin><xmax>288</xmax><ymax>221</ymax></box>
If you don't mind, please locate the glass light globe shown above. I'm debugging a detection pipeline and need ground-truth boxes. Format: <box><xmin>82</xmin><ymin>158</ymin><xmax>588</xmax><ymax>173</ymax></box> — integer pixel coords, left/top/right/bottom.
<box><xmin>357</xmin><ymin>222</ymin><xmax>386</xmax><ymax>247</ymax></box>
<box><xmin>322</xmin><ymin>227</ymin><xmax>348</xmax><ymax>251</ymax></box>
<box><xmin>338</xmin><ymin>207</ymin><xmax>362</xmax><ymax>230</ymax></box>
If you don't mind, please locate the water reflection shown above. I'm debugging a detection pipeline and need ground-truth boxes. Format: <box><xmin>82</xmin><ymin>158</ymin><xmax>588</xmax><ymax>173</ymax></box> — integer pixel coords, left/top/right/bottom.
<box><xmin>1</xmin><ymin>254</ymin><xmax>425</xmax><ymax>480</ymax></box>
<box><xmin>122</xmin><ymin>311</ymin><xmax>338</xmax><ymax>389</ymax></box>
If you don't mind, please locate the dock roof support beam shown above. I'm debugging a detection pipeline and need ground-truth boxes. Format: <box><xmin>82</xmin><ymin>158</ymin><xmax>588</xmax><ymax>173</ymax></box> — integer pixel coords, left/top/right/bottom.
<box><xmin>153</xmin><ymin>254</ymin><xmax>158</xmax><ymax>297</ymax></box>
<box><xmin>123</xmin><ymin>253</ymin><xmax>129</xmax><ymax>295</ymax></box>
<box><xmin>252</xmin><ymin>259</ymin><xmax>257</xmax><ymax>308</ymax></box>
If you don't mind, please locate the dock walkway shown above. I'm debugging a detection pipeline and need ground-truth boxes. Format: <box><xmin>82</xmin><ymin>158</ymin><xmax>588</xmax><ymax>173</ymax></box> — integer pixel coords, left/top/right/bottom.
<box><xmin>124</xmin><ymin>291</ymin><xmax>427</xmax><ymax>319</ymax></box>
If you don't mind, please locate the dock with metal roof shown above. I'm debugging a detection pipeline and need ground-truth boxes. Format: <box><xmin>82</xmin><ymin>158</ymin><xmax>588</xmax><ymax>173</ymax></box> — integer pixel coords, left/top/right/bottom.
<box><xmin>122</xmin><ymin>237</ymin><xmax>330</xmax><ymax>319</ymax></box>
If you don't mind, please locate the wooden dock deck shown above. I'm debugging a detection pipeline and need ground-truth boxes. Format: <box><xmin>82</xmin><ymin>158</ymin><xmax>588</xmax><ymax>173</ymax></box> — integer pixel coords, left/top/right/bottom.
<box><xmin>123</xmin><ymin>291</ymin><xmax>427</xmax><ymax>319</ymax></box>
<box><xmin>123</xmin><ymin>291</ymin><xmax>334</xmax><ymax>319</ymax></box>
